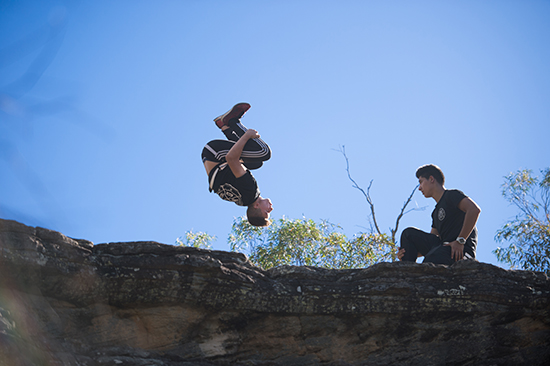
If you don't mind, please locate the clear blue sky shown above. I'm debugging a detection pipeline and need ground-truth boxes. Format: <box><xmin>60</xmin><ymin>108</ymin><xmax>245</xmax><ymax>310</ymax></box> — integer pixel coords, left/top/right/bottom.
<box><xmin>1</xmin><ymin>0</ymin><xmax>549</xmax><ymax>268</ymax></box>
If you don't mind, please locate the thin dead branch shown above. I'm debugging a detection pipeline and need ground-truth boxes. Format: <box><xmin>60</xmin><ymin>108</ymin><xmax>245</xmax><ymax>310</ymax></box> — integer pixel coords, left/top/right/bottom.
<box><xmin>339</xmin><ymin>145</ymin><xmax>382</xmax><ymax>236</ymax></box>
<box><xmin>337</xmin><ymin>145</ymin><xmax>425</xmax><ymax>244</ymax></box>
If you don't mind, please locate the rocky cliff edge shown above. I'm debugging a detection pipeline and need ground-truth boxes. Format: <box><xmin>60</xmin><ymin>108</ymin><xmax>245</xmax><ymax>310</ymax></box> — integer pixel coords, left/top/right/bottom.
<box><xmin>0</xmin><ymin>219</ymin><xmax>549</xmax><ymax>366</ymax></box>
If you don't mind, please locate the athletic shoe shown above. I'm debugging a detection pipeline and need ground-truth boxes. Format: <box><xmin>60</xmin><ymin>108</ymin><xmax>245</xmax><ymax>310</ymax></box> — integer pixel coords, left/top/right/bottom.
<box><xmin>213</xmin><ymin>102</ymin><xmax>251</xmax><ymax>128</ymax></box>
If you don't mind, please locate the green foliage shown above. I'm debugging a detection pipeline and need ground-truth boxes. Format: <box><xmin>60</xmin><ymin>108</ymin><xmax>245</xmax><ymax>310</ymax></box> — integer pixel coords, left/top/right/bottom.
<box><xmin>494</xmin><ymin>168</ymin><xmax>550</xmax><ymax>272</ymax></box>
<box><xmin>229</xmin><ymin>216</ymin><xmax>397</xmax><ymax>270</ymax></box>
<box><xmin>176</xmin><ymin>230</ymin><xmax>215</xmax><ymax>249</ymax></box>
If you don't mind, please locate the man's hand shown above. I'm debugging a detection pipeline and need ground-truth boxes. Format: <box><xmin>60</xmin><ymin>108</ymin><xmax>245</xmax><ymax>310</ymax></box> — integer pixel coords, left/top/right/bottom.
<box><xmin>244</xmin><ymin>129</ymin><xmax>260</xmax><ymax>140</ymax></box>
<box><xmin>226</xmin><ymin>129</ymin><xmax>260</xmax><ymax>179</ymax></box>
<box><xmin>444</xmin><ymin>241</ymin><xmax>464</xmax><ymax>261</ymax></box>
<box><xmin>397</xmin><ymin>248</ymin><xmax>406</xmax><ymax>261</ymax></box>
<box><xmin>397</xmin><ymin>247</ymin><xmax>422</xmax><ymax>261</ymax></box>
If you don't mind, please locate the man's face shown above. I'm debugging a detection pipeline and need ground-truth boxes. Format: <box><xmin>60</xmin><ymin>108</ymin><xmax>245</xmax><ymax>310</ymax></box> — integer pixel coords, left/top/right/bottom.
<box><xmin>257</xmin><ymin>197</ymin><xmax>273</xmax><ymax>218</ymax></box>
<box><xmin>418</xmin><ymin>176</ymin><xmax>434</xmax><ymax>198</ymax></box>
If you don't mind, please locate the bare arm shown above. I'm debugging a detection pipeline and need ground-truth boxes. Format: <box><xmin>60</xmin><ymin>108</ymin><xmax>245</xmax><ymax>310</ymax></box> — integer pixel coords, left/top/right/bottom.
<box><xmin>457</xmin><ymin>197</ymin><xmax>481</xmax><ymax>239</ymax></box>
<box><xmin>445</xmin><ymin>197</ymin><xmax>481</xmax><ymax>260</ymax></box>
<box><xmin>225</xmin><ymin>129</ymin><xmax>260</xmax><ymax>179</ymax></box>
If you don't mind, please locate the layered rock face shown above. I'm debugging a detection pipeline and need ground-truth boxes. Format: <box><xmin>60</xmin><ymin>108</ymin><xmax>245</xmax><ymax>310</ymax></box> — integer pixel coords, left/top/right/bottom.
<box><xmin>0</xmin><ymin>218</ymin><xmax>549</xmax><ymax>366</ymax></box>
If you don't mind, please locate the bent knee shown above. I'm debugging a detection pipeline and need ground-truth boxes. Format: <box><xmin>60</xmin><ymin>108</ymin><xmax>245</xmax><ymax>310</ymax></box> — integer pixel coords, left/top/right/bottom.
<box><xmin>263</xmin><ymin>148</ymin><xmax>272</xmax><ymax>161</ymax></box>
<box><xmin>401</xmin><ymin>227</ymin><xmax>420</xmax><ymax>240</ymax></box>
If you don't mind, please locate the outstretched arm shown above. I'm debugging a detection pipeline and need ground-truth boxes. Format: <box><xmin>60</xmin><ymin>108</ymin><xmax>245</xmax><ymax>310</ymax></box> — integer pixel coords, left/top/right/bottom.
<box><xmin>225</xmin><ymin>129</ymin><xmax>260</xmax><ymax>178</ymax></box>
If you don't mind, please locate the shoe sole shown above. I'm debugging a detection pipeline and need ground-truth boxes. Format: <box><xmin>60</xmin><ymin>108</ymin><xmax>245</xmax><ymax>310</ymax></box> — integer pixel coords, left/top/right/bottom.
<box><xmin>214</xmin><ymin>102</ymin><xmax>251</xmax><ymax>128</ymax></box>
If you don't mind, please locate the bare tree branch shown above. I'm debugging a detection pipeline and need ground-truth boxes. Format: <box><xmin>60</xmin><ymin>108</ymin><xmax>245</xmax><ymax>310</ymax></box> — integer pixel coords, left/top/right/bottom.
<box><xmin>339</xmin><ymin>145</ymin><xmax>382</xmax><ymax>236</ymax></box>
<box><xmin>337</xmin><ymin>145</ymin><xmax>426</xmax><ymax>246</ymax></box>
<box><xmin>391</xmin><ymin>184</ymin><xmax>420</xmax><ymax>244</ymax></box>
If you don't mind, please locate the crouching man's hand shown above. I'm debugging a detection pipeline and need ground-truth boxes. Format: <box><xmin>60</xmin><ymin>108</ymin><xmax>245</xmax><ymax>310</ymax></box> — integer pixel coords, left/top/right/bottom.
<box><xmin>397</xmin><ymin>248</ymin><xmax>406</xmax><ymax>261</ymax></box>
<box><xmin>444</xmin><ymin>241</ymin><xmax>464</xmax><ymax>261</ymax></box>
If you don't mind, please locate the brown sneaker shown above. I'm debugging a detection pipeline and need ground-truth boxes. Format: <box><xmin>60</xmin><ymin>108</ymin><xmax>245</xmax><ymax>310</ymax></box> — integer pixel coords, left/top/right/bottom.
<box><xmin>213</xmin><ymin>102</ymin><xmax>251</xmax><ymax>128</ymax></box>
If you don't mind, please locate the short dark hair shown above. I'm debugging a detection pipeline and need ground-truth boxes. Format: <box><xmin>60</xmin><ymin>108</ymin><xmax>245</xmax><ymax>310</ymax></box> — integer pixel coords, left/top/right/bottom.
<box><xmin>416</xmin><ymin>164</ymin><xmax>445</xmax><ymax>185</ymax></box>
<box><xmin>246</xmin><ymin>206</ymin><xmax>271</xmax><ymax>227</ymax></box>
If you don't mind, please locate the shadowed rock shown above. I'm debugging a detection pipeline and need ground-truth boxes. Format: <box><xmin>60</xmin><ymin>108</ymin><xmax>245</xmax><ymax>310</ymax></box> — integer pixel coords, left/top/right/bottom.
<box><xmin>0</xmin><ymin>218</ymin><xmax>549</xmax><ymax>365</ymax></box>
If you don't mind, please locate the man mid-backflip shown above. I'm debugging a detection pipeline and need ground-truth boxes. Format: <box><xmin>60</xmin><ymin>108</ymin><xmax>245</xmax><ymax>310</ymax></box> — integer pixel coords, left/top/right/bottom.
<box><xmin>201</xmin><ymin>103</ymin><xmax>273</xmax><ymax>227</ymax></box>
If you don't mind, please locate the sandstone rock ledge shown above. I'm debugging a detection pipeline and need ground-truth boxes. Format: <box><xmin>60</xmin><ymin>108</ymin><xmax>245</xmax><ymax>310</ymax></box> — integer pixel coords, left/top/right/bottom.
<box><xmin>0</xmin><ymin>219</ymin><xmax>548</xmax><ymax>366</ymax></box>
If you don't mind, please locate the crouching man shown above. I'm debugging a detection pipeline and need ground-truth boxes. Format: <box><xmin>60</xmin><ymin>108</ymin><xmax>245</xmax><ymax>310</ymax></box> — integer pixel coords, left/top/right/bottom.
<box><xmin>398</xmin><ymin>164</ymin><xmax>481</xmax><ymax>265</ymax></box>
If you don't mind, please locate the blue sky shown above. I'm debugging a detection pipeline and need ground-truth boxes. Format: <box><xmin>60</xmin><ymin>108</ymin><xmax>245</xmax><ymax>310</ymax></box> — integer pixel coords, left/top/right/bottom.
<box><xmin>1</xmin><ymin>0</ymin><xmax>549</xmax><ymax>268</ymax></box>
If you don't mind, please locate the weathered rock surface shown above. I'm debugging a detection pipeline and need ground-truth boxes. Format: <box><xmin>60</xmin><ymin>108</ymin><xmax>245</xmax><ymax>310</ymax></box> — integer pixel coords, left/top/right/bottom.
<box><xmin>0</xmin><ymin>218</ymin><xmax>549</xmax><ymax>366</ymax></box>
